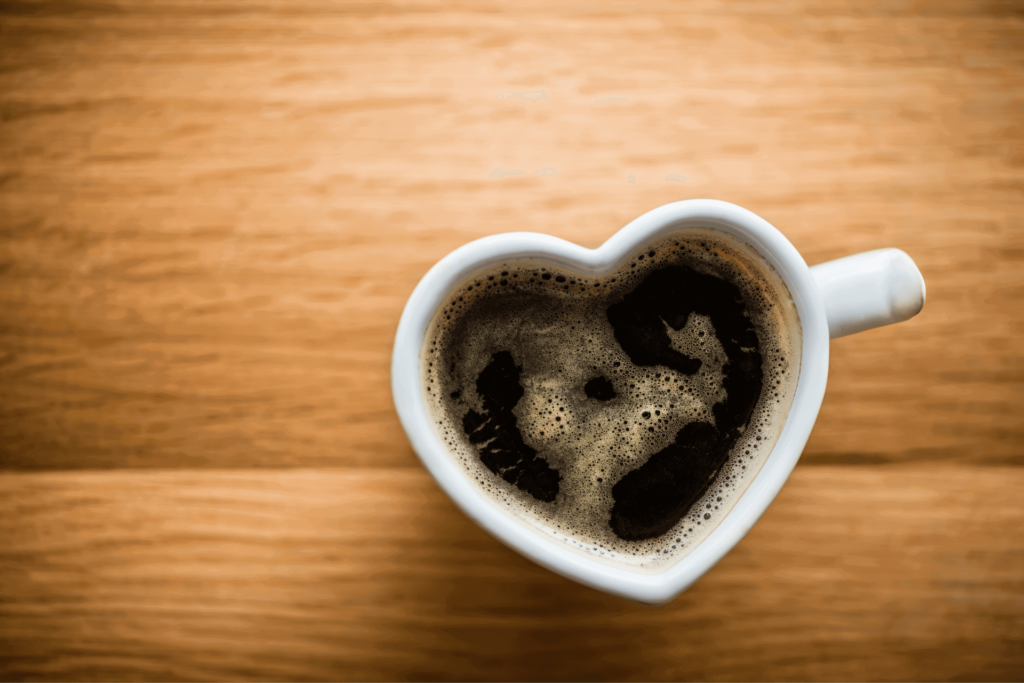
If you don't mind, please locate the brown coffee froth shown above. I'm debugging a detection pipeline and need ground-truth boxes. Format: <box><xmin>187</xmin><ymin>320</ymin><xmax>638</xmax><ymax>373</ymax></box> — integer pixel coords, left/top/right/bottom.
<box><xmin>422</xmin><ymin>228</ymin><xmax>801</xmax><ymax>571</ymax></box>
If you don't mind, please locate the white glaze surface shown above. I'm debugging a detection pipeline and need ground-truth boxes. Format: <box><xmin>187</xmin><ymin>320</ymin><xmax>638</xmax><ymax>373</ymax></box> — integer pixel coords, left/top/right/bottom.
<box><xmin>391</xmin><ymin>199</ymin><xmax>923</xmax><ymax>604</ymax></box>
<box><xmin>811</xmin><ymin>249</ymin><xmax>926</xmax><ymax>339</ymax></box>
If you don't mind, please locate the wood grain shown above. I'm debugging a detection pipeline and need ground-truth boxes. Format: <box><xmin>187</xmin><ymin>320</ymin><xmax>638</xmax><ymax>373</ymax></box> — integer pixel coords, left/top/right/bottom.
<box><xmin>1</xmin><ymin>0</ymin><xmax>1022</xmax><ymax>680</ymax></box>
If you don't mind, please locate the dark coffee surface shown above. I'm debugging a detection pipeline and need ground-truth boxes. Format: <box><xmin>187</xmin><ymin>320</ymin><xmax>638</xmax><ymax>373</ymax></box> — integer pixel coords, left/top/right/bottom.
<box><xmin>606</xmin><ymin>264</ymin><xmax>763</xmax><ymax>540</ymax></box>
<box><xmin>423</xmin><ymin>229</ymin><xmax>799</xmax><ymax>568</ymax></box>
<box><xmin>462</xmin><ymin>351</ymin><xmax>561</xmax><ymax>502</ymax></box>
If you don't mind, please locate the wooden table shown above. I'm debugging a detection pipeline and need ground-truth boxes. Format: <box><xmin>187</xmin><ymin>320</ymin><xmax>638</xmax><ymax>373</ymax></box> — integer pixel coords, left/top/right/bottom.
<box><xmin>2</xmin><ymin>1</ymin><xmax>1022</xmax><ymax>680</ymax></box>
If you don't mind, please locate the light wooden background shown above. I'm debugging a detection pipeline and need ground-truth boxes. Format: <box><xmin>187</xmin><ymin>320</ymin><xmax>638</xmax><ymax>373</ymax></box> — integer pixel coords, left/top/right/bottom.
<box><xmin>1</xmin><ymin>1</ymin><xmax>1023</xmax><ymax>680</ymax></box>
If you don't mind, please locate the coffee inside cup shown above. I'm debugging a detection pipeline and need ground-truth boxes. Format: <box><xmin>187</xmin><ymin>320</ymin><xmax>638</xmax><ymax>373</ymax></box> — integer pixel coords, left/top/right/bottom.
<box><xmin>422</xmin><ymin>228</ymin><xmax>801</xmax><ymax>571</ymax></box>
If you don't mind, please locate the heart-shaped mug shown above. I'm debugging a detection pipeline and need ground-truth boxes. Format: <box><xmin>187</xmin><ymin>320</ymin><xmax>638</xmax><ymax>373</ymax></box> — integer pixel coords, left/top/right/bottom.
<box><xmin>391</xmin><ymin>199</ymin><xmax>925</xmax><ymax>604</ymax></box>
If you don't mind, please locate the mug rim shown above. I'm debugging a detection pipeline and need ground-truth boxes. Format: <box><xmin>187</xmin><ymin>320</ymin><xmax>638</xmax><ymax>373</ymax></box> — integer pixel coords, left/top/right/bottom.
<box><xmin>391</xmin><ymin>199</ymin><xmax>829</xmax><ymax>604</ymax></box>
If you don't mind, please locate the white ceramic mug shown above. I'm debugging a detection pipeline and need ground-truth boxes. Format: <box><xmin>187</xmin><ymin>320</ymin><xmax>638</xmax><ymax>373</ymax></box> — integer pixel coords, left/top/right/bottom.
<box><xmin>391</xmin><ymin>199</ymin><xmax>925</xmax><ymax>604</ymax></box>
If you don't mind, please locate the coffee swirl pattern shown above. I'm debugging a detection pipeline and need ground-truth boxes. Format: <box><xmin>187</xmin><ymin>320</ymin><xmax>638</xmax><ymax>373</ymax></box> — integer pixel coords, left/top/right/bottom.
<box><xmin>423</xmin><ymin>229</ymin><xmax>801</xmax><ymax>570</ymax></box>
<box><xmin>606</xmin><ymin>264</ymin><xmax>763</xmax><ymax>541</ymax></box>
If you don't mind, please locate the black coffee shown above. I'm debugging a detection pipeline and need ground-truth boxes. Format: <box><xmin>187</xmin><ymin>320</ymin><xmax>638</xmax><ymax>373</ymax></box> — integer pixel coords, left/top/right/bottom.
<box><xmin>423</xmin><ymin>229</ymin><xmax>800</xmax><ymax>569</ymax></box>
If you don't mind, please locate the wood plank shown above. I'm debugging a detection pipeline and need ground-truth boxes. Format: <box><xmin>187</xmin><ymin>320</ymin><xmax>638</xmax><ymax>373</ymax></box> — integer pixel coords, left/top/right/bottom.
<box><xmin>1</xmin><ymin>1</ymin><xmax>1022</xmax><ymax>680</ymax></box>
<box><xmin>0</xmin><ymin>466</ymin><xmax>1021</xmax><ymax>681</ymax></box>
<box><xmin>1</xmin><ymin>0</ymin><xmax>1022</xmax><ymax>470</ymax></box>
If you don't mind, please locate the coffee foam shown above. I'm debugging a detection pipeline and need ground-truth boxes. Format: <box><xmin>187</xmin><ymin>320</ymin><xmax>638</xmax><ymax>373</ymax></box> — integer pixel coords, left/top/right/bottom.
<box><xmin>422</xmin><ymin>228</ymin><xmax>801</xmax><ymax>571</ymax></box>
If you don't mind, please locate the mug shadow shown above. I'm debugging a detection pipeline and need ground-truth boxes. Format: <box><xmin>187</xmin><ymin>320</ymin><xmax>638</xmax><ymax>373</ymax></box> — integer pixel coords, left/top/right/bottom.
<box><xmin>395</xmin><ymin>494</ymin><xmax>729</xmax><ymax>682</ymax></box>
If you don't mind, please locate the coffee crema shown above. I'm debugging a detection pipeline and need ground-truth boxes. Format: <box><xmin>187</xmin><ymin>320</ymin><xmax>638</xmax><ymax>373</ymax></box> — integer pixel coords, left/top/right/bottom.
<box><xmin>422</xmin><ymin>228</ymin><xmax>801</xmax><ymax>571</ymax></box>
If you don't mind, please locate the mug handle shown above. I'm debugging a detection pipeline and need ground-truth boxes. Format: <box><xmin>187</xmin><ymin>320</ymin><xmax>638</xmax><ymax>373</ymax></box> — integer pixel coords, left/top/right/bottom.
<box><xmin>810</xmin><ymin>248</ymin><xmax>926</xmax><ymax>339</ymax></box>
